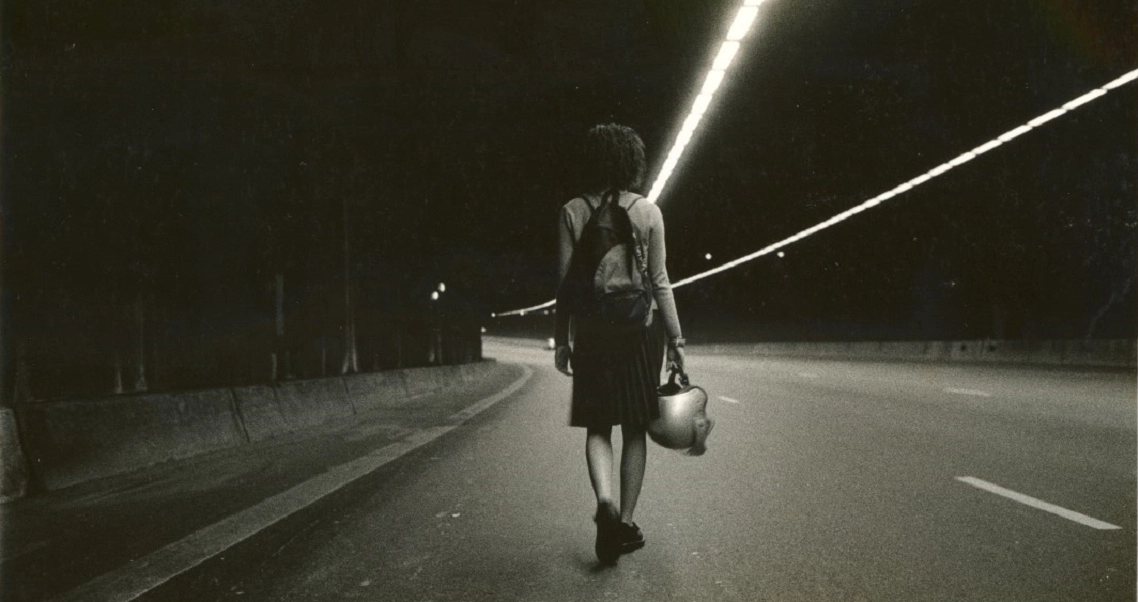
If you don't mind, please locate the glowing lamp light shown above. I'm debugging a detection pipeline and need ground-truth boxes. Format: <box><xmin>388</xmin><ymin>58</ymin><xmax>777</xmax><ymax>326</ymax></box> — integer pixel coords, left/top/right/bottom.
<box><xmin>1063</xmin><ymin>89</ymin><xmax>1106</xmax><ymax>110</ymax></box>
<box><xmin>676</xmin><ymin>128</ymin><xmax>694</xmax><ymax>149</ymax></box>
<box><xmin>437</xmin><ymin>282</ymin><xmax>446</xmax><ymax>293</ymax></box>
<box><xmin>997</xmin><ymin>126</ymin><xmax>1032</xmax><ymax>143</ymax></box>
<box><xmin>908</xmin><ymin>173</ymin><xmax>933</xmax><ymax>187</ymax></box>
<box><xmin>971</xmin><ymin>139</ymin><xmax>1002</xmax><ymax>155</ymax></box>
<box><xmin>492</xmin><ymin>45</ymin><xmax>1138</xmax><ymax>317</ymax></box>
<box><xmin>682</xmin><ymin>112</ymin><xmax>703</xmax><ymax>136</ymax></box>
<box><xmin>1027</xmin><ymin>109</ymin><xmax>1066</xmax><ymax>128</ymax></box>
<box><xmin>947</xmin><ymin>152</ymin><xmax>977</xmax><ymax>167</ymax></box>
<box><xmin>646</xmin><ymin>1</ymin><xmax>768</xmax><ymax>205</ymax></box>
<box><xmin>1105</xmin><ymin>70</ymin><xmax>1138</xmax><ymax>88</ymax></box>
<box><xmin>726</xmin><ymin>6</ymin><xmax>759</xmax><ymax>41</ymax></box>
<box><xmin>665</xmin><ymin>68</ymin><xmax>1138</xmax><ymax>290</ymax></box>
<box><xmin>702</xmin><ymin>70</ymin><xmax>726</xmax><ymax>96</ymax></box>
<box><xmin>430</xmin><ymin>291</ymin><xmax>439</xmax><ymax>301</ymax></box>
<box><xmin>712</xmin><ymin>41</ymin><xmax>740</xmax><ymax>71</ymax></box>
<box><xmin>692</xmin><ymin>94</ymin><xmax>713</xmax><ymax>117</ymax></box>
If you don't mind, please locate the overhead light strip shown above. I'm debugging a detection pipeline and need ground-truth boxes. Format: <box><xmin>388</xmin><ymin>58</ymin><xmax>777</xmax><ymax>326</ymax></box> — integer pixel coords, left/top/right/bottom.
<box><xmin>493</xmin><ymin>68</ymin><xmax>1138</xmax><ymax>317</ymax></box>
<box><xmin>647</xmin><ymin>1</ymin><xmax>768</xmax><ymax>203</ymax></box>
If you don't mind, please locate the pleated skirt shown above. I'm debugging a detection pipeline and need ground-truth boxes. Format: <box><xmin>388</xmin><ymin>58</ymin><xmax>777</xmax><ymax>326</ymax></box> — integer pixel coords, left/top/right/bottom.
<box><xmin>569</xmin><ymin>311</ymin><xmax>666</xmax><ymax>428</ymax></box>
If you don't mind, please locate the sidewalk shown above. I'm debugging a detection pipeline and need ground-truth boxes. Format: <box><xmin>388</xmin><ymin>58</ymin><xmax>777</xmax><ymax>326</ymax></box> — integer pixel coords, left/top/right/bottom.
<box><xmin>0</xmin><ymin>362</ymin><xmax>527</xmax><ymax>602</ymax></box>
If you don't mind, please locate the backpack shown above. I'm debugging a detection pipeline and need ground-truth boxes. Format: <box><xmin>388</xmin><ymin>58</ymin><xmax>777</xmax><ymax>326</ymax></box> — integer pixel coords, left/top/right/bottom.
<box><xmin>557</xmin><ymin>190</ymin><xmax>653</xmax><ymax>332</ymax></box>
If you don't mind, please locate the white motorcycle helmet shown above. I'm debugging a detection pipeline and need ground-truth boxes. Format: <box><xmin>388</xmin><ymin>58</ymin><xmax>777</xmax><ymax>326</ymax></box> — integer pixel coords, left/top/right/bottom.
<box><xmin>648</xmin><ymin>369</ymin><xmax>714</xmax><ymax>455</ymax></box>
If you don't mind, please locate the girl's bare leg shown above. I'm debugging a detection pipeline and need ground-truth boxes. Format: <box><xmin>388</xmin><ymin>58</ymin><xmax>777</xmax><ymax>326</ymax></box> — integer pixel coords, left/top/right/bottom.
<box><xmin>619</xmin><ymin>423</ymin><xmax>647</xmax><ymax>523</ymax></box>
<box><xmin>586</xmin><ymin>425</ymin><xmax>614</xmax><ymax>504</ymax></box>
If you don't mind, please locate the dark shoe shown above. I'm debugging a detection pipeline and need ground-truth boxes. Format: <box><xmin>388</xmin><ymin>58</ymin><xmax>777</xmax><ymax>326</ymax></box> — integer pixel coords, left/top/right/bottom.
<box><xmin>594</xmin><ymin>501</ymin><xmax>620</xmax><ymax>564</ymax></box>
<box><xmin>619</xmin><ymin>522</ymin><xmax>645</xmax><ymax>554</ymax></box>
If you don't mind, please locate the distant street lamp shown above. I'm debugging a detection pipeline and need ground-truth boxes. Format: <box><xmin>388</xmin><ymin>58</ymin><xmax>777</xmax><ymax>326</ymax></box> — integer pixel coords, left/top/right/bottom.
<box><xmin>777</xmin><ymin>251</ymin><xmax>785</xmax><ymax>258</ymax></box>
<box><xmin>429</xmin><ymin>289</ymin><xmax>442</xmax><ymax>364</ymax></box>
<box><xmin>705</xmin><ymin>253</ymin><xmax>713</xmax><ymax>260</ymax></box>
<box><xmin>437</xmin><ymin>282</ymin><xmax>447</xmax><ymax>293</ymax></box>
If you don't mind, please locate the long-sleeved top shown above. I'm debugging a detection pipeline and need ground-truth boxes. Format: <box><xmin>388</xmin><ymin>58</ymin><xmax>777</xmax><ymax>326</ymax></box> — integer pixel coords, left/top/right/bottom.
<box><xmin>554</xmin><ymin>190</ymin><xmax>683</xmax><ymax>346</ymax></box>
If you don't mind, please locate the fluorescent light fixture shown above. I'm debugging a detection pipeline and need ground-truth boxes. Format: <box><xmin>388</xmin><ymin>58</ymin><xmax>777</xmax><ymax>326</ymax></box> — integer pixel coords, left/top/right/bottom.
<box><xmin>644</xmin><ymin>2</ymin><xmax>768</xmax><ymax>205</ymax></box>
<box><xmin>907</xmin><ymin>173</ymin><xmax>932</xmax><ymax>187</ymax></box>
<box><xmin>682</xmin><ymin>112</ymin><xmax>703</xmax><ymax>135</ymax></box>
<box><xmin>676</xmin><ymin>128</ymin><xmax>694</xmax><ymax>149</ymax></box>
<box><xmin>947</xmin><ymin>151</ymin><xmax>977</xmax><ymax>167</ymax></box>
<box><xmin>726</xmin><ymin>6</ymin><xmax>759</xmax><ymax>41</ymax></box>
<box><xmin>971</xmin><ymin>139</ymin><xmax>1003</xmax><ymax>155</ymax></box>
<box><xmin>1104</xmin><ymin>69</ymin><xmax>1138</xmax><ymax>89</ymax></box>
<box><xmin>997</xmin><ymin>125</ymin><xmax>1032</xmax><ymax>142</ymax></box>
<box><xmin>692</xmin><ymin>94</ymin><xmax>714</xmax><ymax>117</ymax></box>
<box><xmin>702</xmin><ymin>70</ymin><xmax>726</xmax><ymax>96</ymax></box>
<box><xmin>712</xmin><ymin>41</ymin><xmax>741</xmax><ymax>71</ymax></box>
<box><xmin>1027</xmin><ymin>108</ymin><xmax>1067</xmax><ymax>127</ymax></box>
<box><xmin>1062</xmin><ymin>89</ymin><xmax>1106</xmax><ymax>110</ymax></box>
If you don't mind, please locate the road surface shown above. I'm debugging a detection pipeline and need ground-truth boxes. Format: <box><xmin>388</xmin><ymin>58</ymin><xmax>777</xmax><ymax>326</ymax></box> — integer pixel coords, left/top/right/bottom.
<box><xmin>124</xmin><ymin>340</ymin><xmax>1136</xmax><ymax>601</ymax></box>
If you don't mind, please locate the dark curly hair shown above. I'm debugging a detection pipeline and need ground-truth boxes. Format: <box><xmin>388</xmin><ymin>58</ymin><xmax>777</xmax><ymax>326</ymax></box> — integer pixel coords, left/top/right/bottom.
<box><xmin>580</xmin><ymin>124</ymin><xmax>647</xmax><ymax>194</ymax></box>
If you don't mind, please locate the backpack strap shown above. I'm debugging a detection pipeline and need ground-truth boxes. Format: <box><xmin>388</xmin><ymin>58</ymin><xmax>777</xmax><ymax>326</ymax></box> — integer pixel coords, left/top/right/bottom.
<box><xmin>628</xmin><ymin>196</ymin><xmax>652</xmax><ymax>285</ymax></box>
<box><xmin>578</xmin><ymin>193</ymin><xmax>612</xmax><ymax>229</ymax></box>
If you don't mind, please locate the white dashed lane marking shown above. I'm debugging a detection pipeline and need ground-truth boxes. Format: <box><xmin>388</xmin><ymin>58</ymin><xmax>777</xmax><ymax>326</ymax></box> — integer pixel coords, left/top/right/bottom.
<box><xmin>955</xmin><ymin>477</ymin><xmax>1121</xmax><ymax>530</ymax></box>
<box><xmin>798</xmin><ymin>372</ymin><xmax>819</xmax><ymax>379</ymax></box>
<box><xmin>944</xmin><ymin>387</ymin><xmax>992</xmax><ymax>397</ymax></box>
<box><xmin>717</xmin><ymin>396</ymin><xmax>739</xmax><ymax>404</ymax></box>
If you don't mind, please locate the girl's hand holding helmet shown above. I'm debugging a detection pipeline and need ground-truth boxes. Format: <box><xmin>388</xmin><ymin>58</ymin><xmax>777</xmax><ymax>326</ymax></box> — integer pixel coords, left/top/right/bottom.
<box><xmin>666</xmin><ymin>346</ymin><xmax>684</xmax><ymax>373</ymax></box>
<box><xmin>666</xmin><ymin>337</ymin><xmax>685</xmax><ymax>373</ymax></box>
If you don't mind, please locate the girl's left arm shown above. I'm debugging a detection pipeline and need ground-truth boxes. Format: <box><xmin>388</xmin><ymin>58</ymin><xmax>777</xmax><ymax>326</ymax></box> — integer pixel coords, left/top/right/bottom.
<box><xmin>647</xmin><ymin>206</ymin><xmax>683</xmax><ymax>342</ymax></box>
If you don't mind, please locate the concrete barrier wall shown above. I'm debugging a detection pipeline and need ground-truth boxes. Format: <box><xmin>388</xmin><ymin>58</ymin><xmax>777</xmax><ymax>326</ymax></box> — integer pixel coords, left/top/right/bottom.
<box><xmin>343</xmin><ymin>371</ymin><xmax>408</xmax><ymax>412</ymax></box>
<box><xmin>695</xmin><ymin>339</ymin><xmax>1137</xmax><ymax>368</ymax></box>
<box><xmin>10</xmin><ymin>360</ymin><xmax>501</xmax><ymax>494</ymax></box>
<box><xmin>14</xmin><ymin>389</ymin><xmax>247</xmax><ymax>491</ymax></box>
<box><xmin>274</xmin><ymin>379</ymin><xmax>356</xmax><ymax>431</ymax></box>
<box><xmin>231</xmin><ymin>385</ymin><xmax>289</xmax><ymax>443</ymax></box>
<box><xmin>0</xmin><ymin>408</ymin><xmax>29</xmax><ymax>501</ymax></box>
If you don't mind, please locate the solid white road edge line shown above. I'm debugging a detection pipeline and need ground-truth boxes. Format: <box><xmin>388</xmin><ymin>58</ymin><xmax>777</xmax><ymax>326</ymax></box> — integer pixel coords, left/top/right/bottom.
<box><xmin>944</xmin><ymin>387</ymin><xmax>992</xmax><ymax>397</ymax></box>
<box><xmin>718</xmin><ymin>396</ymin><xmax>740</xmax><ymax>404</ymax></box>
<box><xmin>955</xmin><ymin>476</ymin><xmax>1122</xmax><ymax>530</ymax></box>
<box><xmin>49</xmin><ymin>365</ymin><xmax>536</xmax><ymax>602</ymax></box>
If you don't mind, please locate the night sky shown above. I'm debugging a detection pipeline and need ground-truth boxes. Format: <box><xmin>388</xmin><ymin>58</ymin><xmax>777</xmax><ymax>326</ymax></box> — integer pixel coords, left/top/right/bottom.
<box><xmin>3</xmin><ymin>0</ymin><xmax>1136</xmax><ymax>393</ymax></box>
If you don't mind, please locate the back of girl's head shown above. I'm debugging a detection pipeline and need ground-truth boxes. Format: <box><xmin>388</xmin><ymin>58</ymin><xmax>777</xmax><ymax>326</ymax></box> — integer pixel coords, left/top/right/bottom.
<box><xmin>580</xmin><ymin>123</ymin><xmax>646</xmax><ymax>193</ymax></box>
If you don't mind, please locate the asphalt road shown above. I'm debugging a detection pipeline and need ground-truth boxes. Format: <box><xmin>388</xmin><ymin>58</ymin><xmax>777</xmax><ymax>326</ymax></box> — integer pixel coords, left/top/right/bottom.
<box><xmin>138</xmin><ymin>340</ymin><xmax>1136</xmax><ymax>602</ymax></box>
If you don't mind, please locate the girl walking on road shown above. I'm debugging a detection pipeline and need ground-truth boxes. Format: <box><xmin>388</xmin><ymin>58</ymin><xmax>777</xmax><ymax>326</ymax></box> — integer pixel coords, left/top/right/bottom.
<box><xmin>553</xmin><ymin>124</ymin><xmax>686</xmax><ymax>564</ymax></box>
